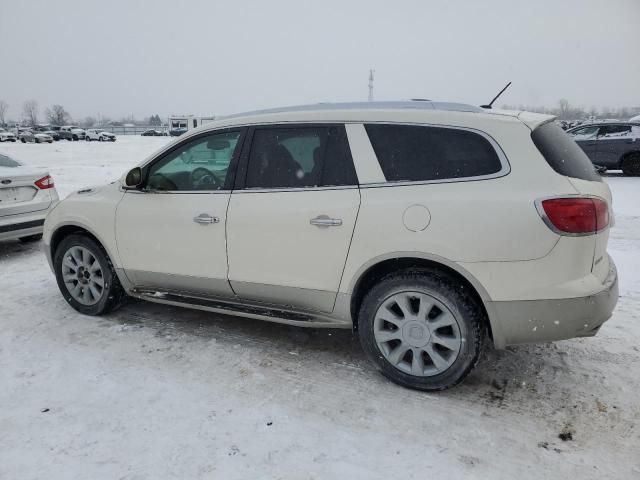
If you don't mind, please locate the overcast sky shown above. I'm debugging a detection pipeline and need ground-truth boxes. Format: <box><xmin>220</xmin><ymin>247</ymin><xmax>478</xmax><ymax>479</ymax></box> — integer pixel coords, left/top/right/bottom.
<box><xmin>1</xmin><ymin>0</ymin><xmax>638</xmax><ymax>121</ymax></box>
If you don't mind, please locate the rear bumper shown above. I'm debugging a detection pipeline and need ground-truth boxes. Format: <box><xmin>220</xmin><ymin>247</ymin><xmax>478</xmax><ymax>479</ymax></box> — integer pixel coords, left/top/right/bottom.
<box><xmin>488</xmin><ymin>257</ymin><xmax>618</xmax><ymax>348</ymax></box>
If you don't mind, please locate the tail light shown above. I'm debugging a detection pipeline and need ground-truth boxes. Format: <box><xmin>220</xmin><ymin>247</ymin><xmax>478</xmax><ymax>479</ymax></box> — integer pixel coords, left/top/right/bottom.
<box><xmin>34</xmin><ymin>175</ymin><xmax>54</xmax><ymax>189</ymax></box>
<box><xmin>537</xmin><ymin>197</ymin><xmax>609</xmax><ymax>235</ymax></box>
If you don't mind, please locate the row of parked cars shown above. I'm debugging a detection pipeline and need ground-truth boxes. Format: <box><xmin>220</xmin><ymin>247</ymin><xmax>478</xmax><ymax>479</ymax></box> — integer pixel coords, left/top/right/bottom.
<box><xmin>0</xmin><ymin>125</ymin><xmax>116</xmax><ymax>143</ymax></box>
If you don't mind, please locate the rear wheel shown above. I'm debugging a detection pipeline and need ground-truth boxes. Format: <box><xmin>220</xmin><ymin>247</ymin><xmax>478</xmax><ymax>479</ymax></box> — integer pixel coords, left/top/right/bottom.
<box><xmin>72</xmin><ymin>135</ymin><xmax>78</xmax><ymax>141</ymax></box>
<box><xmin>86</xmin><ymin>136</ymin><xmax>91</xmax><ymax>141</ymax></box>
<box><xmin>21</xmin><ymin>138</ymin><xmax>26</xmax><ymax>143</ymax></box>
<box><xmin>54</xmin><ymin>234</ymin><xmax>127</xmax><ymax>315</ymax></box>
<box><xmin>622</xmin><ymin>153</ymin><xmax>640</xmax><ymax>176</ymax></box>
<box><xmin>358</xmin><ymin>269</ymin><xmax>484</xmax><ymax>391</ymax></box>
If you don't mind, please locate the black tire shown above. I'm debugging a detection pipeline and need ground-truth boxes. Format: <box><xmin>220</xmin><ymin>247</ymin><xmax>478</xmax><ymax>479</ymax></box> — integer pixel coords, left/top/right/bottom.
<box><xmin>358</xmin><ymin>269</ymin><xmax>484</xmax><ymax>391</ymax></box>
<box><xmin>86</xmin><ymin>136</ymin><xmax>91</xmax><ymax>141</ymax></box>
<box><xmin>53</xmin><ymin>234</ymin><xmax>127</xmax><ymax>315</ymax></box>
<box><xmin>21</xmin><ymin>138</ymin><xmax>26</xmax><ymax>143</ymax></box>
<box><xmin>72</xmin><ymin>135</ymin><xmax>78</xmax><ymax>141</ymax></box>
<box><xmin>18</xmin><ymin>234</ymin><xmax>43</xmax><ymax>243</ymax></box>
<box><xmin>621</xmin><ymin>152</ymin><xmax>640</xmax><ymax>176</ymax></box>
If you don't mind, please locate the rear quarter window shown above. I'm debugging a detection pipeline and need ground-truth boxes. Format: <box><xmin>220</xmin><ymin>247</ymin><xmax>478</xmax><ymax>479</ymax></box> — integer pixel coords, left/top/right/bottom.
<box><xmin>364</xmin><ymin>124</ymin><xmax>503</xmax><ymax>182</ymax></box>
<box><xmin>532</xmin><ymin>122</ymin><xmax>601</xmax><ymax>182</ymax></box>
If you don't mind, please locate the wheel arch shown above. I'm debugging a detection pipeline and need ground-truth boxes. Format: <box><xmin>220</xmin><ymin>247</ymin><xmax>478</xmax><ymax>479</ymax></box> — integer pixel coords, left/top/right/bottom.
<box><xmin>346</xmin><ymin>253</ymin><xmax>504</xmax><ymax>348</ymax></box>
<box><xmin>619</xmin><ymin>149</ymin><xmax>640</xmax><ymax>167</ymax></box>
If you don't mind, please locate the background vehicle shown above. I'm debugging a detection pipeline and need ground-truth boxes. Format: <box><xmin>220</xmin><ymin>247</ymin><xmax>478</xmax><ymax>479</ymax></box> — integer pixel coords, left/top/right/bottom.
<box><xmin>59</xmin><ymin>126</ymin><xmax>86</xmax><ymax>141</ymax></box>
<box><xmin>567</xmin><ymin>122</ymin><xmax>640</xmax><ymax>175</ymax></box>
<box><xmin>86</xmin><ymin>129</ymin><xmax>116</xmax><ymax>142</ymax></box>
<box><xmin>141</xmin><ymin>129</ymin><xmax>167</xmax><ymax>136</ymax></box>
<box><xmin>0</xmin><ymin>128</ymin><xmax>17</xmax><ymax>142</ymax></box>
<box><xmin>34</xmin><ymin>125</ymin><xmax>61</xmax><ymax>141</ymax></box>
<box><xmin>0</xmin><ymin>153</ymin><xmax>59</xmax><ymax>243</ymax></box>
<box><xmin>18</xmin><ymin>130</ymin><xmax>53</xmax><ymax>143</ymax></box>
<box><xmin>44</xmin><ymin>102</ymin><xmax>618</xmax><ymax>391</ymax></box>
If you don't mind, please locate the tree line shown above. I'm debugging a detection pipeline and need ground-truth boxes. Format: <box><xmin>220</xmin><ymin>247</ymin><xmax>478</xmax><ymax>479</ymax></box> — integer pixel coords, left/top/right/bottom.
<box><xmin>0</xmin><ymin>99</ymin><xmax>164</xmax><ymax>128</ymax></box>
<box><xmin>501</xmin><ymin>99</ymin><xmax>639</xmax><ymax>121</ymax></box>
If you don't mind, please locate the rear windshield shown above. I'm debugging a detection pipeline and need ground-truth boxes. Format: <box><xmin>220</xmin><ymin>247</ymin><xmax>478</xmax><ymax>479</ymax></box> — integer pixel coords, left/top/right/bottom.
<box><xmin>531</xmin><ymin>122</ymin><xmax>601</xmax><ymax>182</ymax></box>
<box><xmin>0</xmin><ymin>154</ymin><xmax>21</xmax><ymax>168</ymax></box>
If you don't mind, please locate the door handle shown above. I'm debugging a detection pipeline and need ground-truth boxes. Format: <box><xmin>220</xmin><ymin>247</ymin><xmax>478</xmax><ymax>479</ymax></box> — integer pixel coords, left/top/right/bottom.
<box><xmin>193</xmin><ymin>213</ymin><xmax>219</xmax><ymax>225</ymax></box>
<box><xmin>310</xmin><ymin>215</ymin><xmax>342</xmax><ymax>227</ymax></box>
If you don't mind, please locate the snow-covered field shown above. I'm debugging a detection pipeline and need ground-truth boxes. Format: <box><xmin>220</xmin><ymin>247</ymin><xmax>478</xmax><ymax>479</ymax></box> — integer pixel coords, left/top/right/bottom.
<box><xmin>1</xmin><ymin>137</ymin><xmax>638</xmax><ymax>479</ymax></box>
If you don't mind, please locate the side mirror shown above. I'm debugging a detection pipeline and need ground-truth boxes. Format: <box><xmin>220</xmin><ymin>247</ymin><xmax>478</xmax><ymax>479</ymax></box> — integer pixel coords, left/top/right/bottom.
<box><xmin>125</xmin><ymin>167</ymin><xmax>142</xmax><ymax>188</ymax></box>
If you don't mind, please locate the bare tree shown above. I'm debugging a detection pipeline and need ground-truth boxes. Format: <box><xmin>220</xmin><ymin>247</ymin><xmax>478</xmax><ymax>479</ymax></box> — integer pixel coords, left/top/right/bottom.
<box><xmin>46</xmin><ymin>104</ymin><xmax>70</xmax><ymax>126</ymax></box>
<box><xmin>82</xmin><ymin>116</ymin><xmax>96</xmax><ymax>128</ymax></box>
<box><xmin>22</xmin><ymin>100</ymin><xmax>39</xmax><ymax>126</ymax></box>
<box><xmin>558</xmin><ymin>99</ymin><xmax>570</xmax><ymax>119</ymax></box>
<box><xmin>0</xmin><ymin>100</ymin><xmax>8</xmax><ymax>126</ymax></box>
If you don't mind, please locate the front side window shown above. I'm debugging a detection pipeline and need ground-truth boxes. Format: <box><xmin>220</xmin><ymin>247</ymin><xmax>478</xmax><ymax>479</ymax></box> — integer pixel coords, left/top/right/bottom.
<box><xmin>245</xmin><ymin>126</ymin><xmax>357</xmax><ymax>189</ymax></box>
<box><xmin>146</xmin><ymin>130</ymin><xmax>242</xmax><ymax>191</ymax></box>
<box><xmin>365</xmin><ymin>124</ymin><xmax>503</xmax><ymax>182</ymax></box>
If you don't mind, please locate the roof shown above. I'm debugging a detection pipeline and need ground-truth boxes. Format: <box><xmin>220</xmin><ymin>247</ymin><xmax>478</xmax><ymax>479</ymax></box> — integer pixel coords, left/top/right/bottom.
<box><xmin>185</xmin><ymin>101</ymin><xmax>555</xmax><ymax>133</ymax></box>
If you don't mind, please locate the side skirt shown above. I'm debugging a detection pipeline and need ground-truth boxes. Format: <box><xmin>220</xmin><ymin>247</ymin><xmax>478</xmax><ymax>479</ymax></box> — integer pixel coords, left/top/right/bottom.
<box><xmin>130</xmin><ymin>288</ymin><xmax>352</xmax><ymax>329</ymax></box>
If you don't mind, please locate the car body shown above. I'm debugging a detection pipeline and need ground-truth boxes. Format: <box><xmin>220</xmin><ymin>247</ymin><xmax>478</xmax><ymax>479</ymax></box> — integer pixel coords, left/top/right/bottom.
<box><xmin>0</xmin><ymin>128</ymin><xmax>17</xmax><ymax>142</ymax></box>
<box><xmin>43</xmin><ymin>101</ymin><xmax>618</xmax><ymax>390</ymax></box>
<box><xmin>18</xmin><ymin>130</ymin><xmax>53</xmax><ymax>143</ymax></box>
<box><xmin>59</xmin><ymin>126</ymin><xmax>86</xmax><ymax>141</ymax></box>
<box><xmin>141</xmin><ymin>129</ymin><xmax>168</xmax><ymax>137</ymax></box>
<box><xmin>567</xmin><ymin>122</ymin><xmax>640</xmax><ymax>175</ymax></box>
<box><xmin>0</xmin><ymin>153</ymin><xmax>59</xmax><ymax>242</ymax></box>
<box><xmin>86</xmin><ymin>129</ymin><xmax>116</xmax><ymax>142</ymax></box>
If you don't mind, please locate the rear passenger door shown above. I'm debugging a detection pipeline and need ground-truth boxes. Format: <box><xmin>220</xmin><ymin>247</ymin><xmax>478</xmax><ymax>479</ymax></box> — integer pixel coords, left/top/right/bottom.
<box><xmin>594</xmin><ymin>124</ymin><xmax>634</xmax><ymax>168</ymax></box>
<box><xmin>226</xmin><ymin>124</ymin><xmax>360</xmax><ymax>313</ymax></box>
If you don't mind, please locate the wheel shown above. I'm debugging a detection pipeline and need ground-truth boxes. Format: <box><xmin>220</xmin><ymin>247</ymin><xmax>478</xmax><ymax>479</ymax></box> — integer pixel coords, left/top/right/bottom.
<box><xmin>358</xmin><ymin>269</ymin><xmax>484</xmax><ymax>391</ymax></box>
<box><xmin>18</xmin><ymin>234</ymin><xmax>43</xmax><ymax>243</ymax></box>
<box><xmin>48</xmin><ymin>140</ymin><xmax>53</xmax><ymax>143</ymax></box>
<box><xmin>621</xmin><ymin>153</ymin><xmax>640</xmax><ymax>176</ymax></box>
<box><xmin>21</xmin><ymin>138</ymin><xmax>26</xmax><ymax>143</ymax></box>
<box><xmin>72</xmin><ymin>135</ymin><xmax>78</xmax><ymax>141</ymax></box>
<box><xmin>53</xmin><ymin>234</ymin><xmax>127</xmax><ymax>315</ymax></box>
<box><xmin>98</xmin><ymin>136</ymin><xmax>103</xmax><ymax>142</ymax></box>
<box><xmin>86</xmin><ymin>136</ymin><xmax>91</xmax><ymax>141</ymax></box>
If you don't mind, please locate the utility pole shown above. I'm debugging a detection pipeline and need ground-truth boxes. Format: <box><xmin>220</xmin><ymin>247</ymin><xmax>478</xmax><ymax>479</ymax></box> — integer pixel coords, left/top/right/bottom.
<box><xmin>368</xmin><ymin>69</ymin><xmax>375</xmax><ymax>102</ymax></box>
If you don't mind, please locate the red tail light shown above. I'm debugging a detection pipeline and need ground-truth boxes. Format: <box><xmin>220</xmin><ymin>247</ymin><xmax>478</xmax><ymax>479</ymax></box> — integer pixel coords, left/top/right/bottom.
<box><xmin>537</xmin><ymin>197</ymin><xmax>609</xmax><ymax>235</ymax></box>
<box><xmin>34</xmin><ymin>175</ymin><xmax>54</xmax><ymax>189</ymax></box>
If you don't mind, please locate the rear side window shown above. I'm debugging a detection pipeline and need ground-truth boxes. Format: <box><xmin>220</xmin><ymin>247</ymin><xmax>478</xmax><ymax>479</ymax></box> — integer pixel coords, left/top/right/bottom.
<box><xmin>364</xmin><ymin>124</ymin><xmax>503</xmax><ymax>182</ymax></box>
<box><xmin>532</xmin><ymin>122</ymin><xmax>601</xmax><ymax>182</ymax></box>
<box><xmin>245</xmin><ymin>126</ymin><xmax>357</xmax><ymax>189</ymax></box>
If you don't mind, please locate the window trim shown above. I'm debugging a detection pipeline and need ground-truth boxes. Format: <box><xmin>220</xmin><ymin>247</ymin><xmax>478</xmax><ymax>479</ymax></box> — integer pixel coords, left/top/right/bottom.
<box><xmin>134</xmin><ymin>127</ymin><xmax>247</xmax><ymax>194</ymax></box>
<box><xmin>360</xmin><ymin>121</ymin><xmax>510</xmax><ymax>188</ymax></box>
<box><xmin>233</xmin><ymin>123</ymin><xmax>358</xmax><ymax>192</ymax></box>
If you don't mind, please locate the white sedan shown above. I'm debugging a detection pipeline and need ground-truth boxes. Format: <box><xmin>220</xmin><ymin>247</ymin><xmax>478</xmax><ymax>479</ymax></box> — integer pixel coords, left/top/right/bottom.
<box><xmin>86</xmin><ymin>129</ymin><xmax>116</xmax><ymax>142</ymax></box>
<box><xmin>0</xmin><ymin>153</ymin><xmax>59</xmax><ymax>242</ymax></box>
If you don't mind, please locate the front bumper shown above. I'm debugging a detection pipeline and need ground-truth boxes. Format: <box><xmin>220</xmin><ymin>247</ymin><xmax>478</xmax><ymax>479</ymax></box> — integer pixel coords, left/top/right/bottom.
<box><xmin>488</xmin><ymin>257</ymin><xmax>618</xmax><ymax>347</ymax></box>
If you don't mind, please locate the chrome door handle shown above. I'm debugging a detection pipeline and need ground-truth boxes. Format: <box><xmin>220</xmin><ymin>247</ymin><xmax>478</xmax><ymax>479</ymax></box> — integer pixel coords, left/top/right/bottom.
<box><xmin>193</xmin><ymin>213</ymin><xmax>219</xmax><ymax>225</ymax></box>
<box><xmin>310</xmin><ymin>215</ymin><xmax>342</xmax><ymax>227</ymax></box>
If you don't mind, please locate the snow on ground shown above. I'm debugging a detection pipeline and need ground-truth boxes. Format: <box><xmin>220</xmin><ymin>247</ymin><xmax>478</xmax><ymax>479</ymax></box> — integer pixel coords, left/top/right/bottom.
<box><xmin>0</xmin><ymin>137</ymin><xmax>639</xmax><ymax>479</ymax></box>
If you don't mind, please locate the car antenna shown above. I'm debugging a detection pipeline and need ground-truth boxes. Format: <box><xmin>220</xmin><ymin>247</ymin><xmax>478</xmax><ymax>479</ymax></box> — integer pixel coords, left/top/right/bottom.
<box><xmin>480</xmin><ymin>82</ymin><xmax>512</xmax><ymax>109</ymax></box>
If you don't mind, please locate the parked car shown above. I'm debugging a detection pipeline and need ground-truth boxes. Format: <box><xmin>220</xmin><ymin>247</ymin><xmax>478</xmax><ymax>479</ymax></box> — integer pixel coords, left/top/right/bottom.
<box><xmin>0</xmin><ymin>128</ymin><xmax>17</xmax><ymax>142</ymax></box>
<box><xmin>141</xmin><ymin>129</ymin><xmax>168</xmax><ymax>137</ymax></box>
<box><xmin>59</xmin><ymin>126</ymin><xmax>86</xmax><ymax>141</ymax></box>
<box><xmin>86</xmin><ymin>129</ymin><xmax>116</xmax><ymax>142</ymax></box>
<box><xmin>18</xmin><ymin>130</ymin><xmax>53</xmax><ymax>143</ymax></box>
<box><xmin>567</xmin><ymin>122</ymin><xmax>640</xmax><ymax>175</ymax></box>
<box><xmin>43</xmin><ymin>101</ymin><xmax>617</xmax><ymax>391</ymax></box>
<box><xmin>1</xmin><ymin>153</ymin><xmax>59</xmax><ymax>243</ymax></box>
<box><xmin>34</xmin><ymin>126</ymin><xmax>61</xmax><ymax>141</ymax></box>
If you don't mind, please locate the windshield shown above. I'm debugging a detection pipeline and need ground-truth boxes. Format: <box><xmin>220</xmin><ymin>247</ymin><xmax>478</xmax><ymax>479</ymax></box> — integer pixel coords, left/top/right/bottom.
<box><xmin>0</xmin><ymin>154</ymin><xmax>21</xmax><ymax>167</ymax></box>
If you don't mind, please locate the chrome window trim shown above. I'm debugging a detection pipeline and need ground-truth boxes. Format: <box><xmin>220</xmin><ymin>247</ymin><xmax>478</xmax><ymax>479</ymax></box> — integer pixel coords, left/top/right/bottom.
<box><xmin>233</xmin><ymin>184</ymin><xmax>359</xmax><ymax>194</ymax></box>
<box><xmin>357</xmin><ymin>121</ymin><xmax>511</xmax><ymax>188</ymax></box>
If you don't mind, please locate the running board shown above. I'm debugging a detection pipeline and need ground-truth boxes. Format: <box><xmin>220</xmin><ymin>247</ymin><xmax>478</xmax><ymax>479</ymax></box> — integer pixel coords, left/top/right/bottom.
<box><xmin>131</xmin><ymin>289</ymin><xmax>349</xmax><ymax>328</ymax></box>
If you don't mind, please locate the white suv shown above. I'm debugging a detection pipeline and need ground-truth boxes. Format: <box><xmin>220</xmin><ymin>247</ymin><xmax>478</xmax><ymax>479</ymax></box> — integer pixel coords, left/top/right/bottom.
<box><xmin>86</xmin><ymin>129</ymin><xmax>116</xmax><ymax>142</ymax></box>
<box><xmin>43</xmin><ymin>102</ymin><xmax>618</xmax><ymax>390</ymax></box>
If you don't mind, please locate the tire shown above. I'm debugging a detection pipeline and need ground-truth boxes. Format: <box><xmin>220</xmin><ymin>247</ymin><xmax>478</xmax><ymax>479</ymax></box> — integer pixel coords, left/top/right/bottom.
<box><xmin>86</xmin><ymin>136</ymin><xmax>91</xmax><ymax>141</ymax></box>
<box><xmin>18</xmin><ymin>234</ymin><xmax>43</xmax><ymax>243</ymax></box>
<box><xmin>53</xmin><ymin>234</ymin><xmax>127</xmax><ymax>315</ymax></box>
<box><xmin>621</xmin><ymin>152</ymin><xmax>640</xmax><ymax>176</ymax></box>
<box><xmin>358</xmin><ymin>269</ymin><xmax>484</xmax><ymax>391</ymax></box>
<box><xmin>98</xmin><ymin>136</ymin><xmax>103</xmax><ymax>142</ymax></box>
<box><xmin>48</xmin><ymin>140</ymin><xmax>53</xmax><ymax>143</ymax></box>
<box><xmin>21</xmin><ymin>138</ymin><xmax>26</xmax><ymax>143</ymax></box>
<box><xmin>72</xmin><ymin>135</ymin><xmax>78</xmax><ymax>141</ymax></box>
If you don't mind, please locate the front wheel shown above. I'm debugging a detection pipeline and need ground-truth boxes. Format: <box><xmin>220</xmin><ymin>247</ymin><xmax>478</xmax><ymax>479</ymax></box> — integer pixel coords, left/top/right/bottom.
<box><xmin>358</xmin><ymin>269</ymin><xmax>484</xmax><ymax>391</ymax></box>
<box><xmin>622</xmin><ymin>153</ymin><xmax>640</xmax><ymax>176</ymax></box>
<box><xmin>54</xmin><ymin>234</ymin><xmax>127</xmax><ymax>315</ymax></box>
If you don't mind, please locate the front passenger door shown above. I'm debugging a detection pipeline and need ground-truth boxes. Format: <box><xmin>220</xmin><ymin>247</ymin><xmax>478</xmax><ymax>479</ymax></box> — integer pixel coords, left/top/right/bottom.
<box><xmin>115</xmin><ymin>128</ymin><xmax>245</xmax><ymax>296</ymax></box>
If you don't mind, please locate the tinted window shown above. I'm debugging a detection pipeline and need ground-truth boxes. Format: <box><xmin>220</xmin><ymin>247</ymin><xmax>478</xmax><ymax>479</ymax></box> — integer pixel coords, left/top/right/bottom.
<box><xmin>531</xmin><ymin>122</ymin><xmax>601</xmax><ymax>182</ymax></box>
<box><xmin>146</xmin><ymin>131</ymin><xmax>242</xmax><ymax>191</ymax></box>
<box><xmin>245</xmin><ymin>126</ymin><xmax>357</xmax><ymax>188</ymax></box>
<box><xmin>364</xmin><ymin>124</ymin><xmax>502</xmax><ymax>182</ymax></box>
<box><xmin>598</xmin><ymin>124</ymin><xmax>631</xmax><ymax>137</ymax></box>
